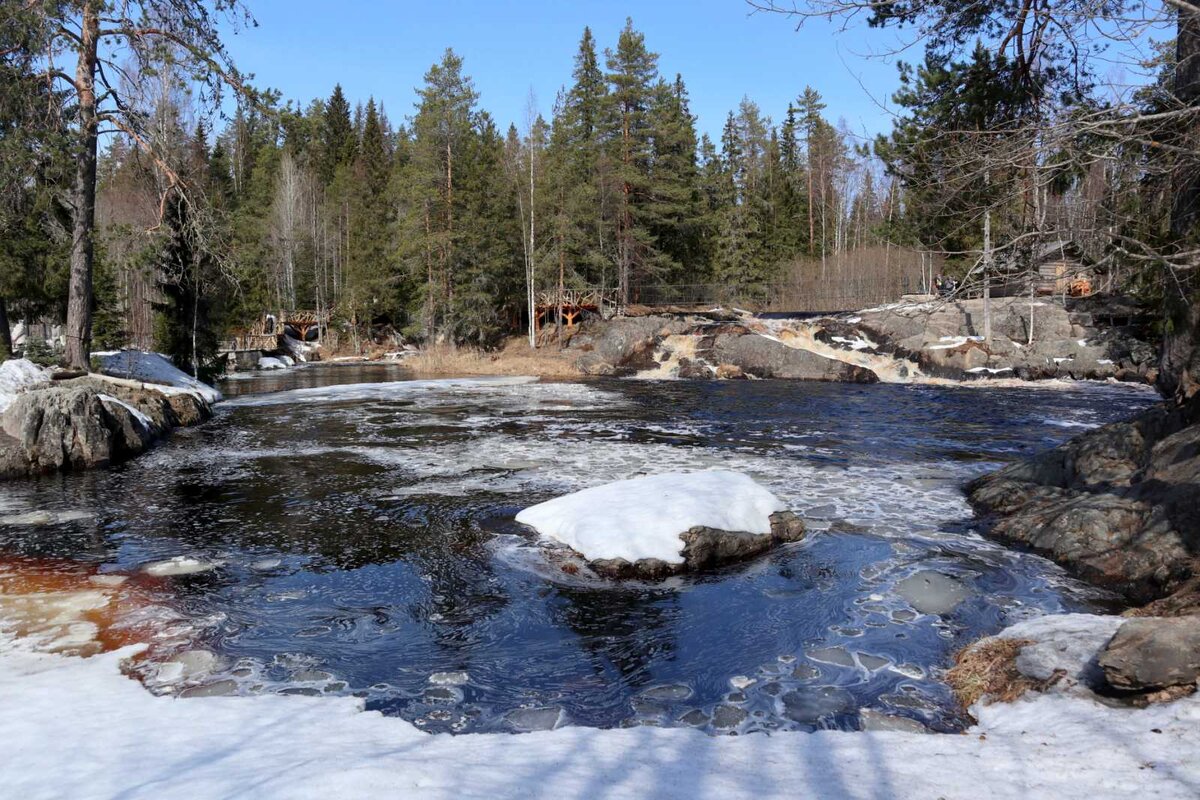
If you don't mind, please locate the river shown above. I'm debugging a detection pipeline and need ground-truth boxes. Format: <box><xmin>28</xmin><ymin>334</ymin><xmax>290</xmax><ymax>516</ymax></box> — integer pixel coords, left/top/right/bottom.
<box><xmin>0</xmin><ymin>365</ymin><xmax>1159</xmax><ymax>734</ymax></box>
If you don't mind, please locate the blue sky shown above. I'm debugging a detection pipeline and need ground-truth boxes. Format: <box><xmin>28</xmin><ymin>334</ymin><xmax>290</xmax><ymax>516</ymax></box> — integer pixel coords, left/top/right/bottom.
<box><xmin>219</xmin><ymin>0</ymin><xmax>910</xmax><ymax>144</ymax></box>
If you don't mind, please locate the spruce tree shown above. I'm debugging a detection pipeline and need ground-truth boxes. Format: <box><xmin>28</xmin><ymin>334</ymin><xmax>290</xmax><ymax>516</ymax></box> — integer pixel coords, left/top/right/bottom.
<box><xmin>405</xmin><ymin>49</ymin><xmax>481</xmax><ymax>339</ymax></box>
<box><xmin>345</xmin><ymin>99</ymin><xmax>393</xmax><ymax>341</ymax></box>
<box><xmin>605</xmin><ymin>18</ymin><xmax>663</xmax><ymax>303</ymax></box>
<box><xmin>647</xmin><ymin>75</ymin><xmax>704</xmax><ymax>282</ymax></box>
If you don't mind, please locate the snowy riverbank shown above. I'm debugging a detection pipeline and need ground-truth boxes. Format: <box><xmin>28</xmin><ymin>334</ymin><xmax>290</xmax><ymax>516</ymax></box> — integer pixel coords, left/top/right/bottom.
<box><xmin>2</xmin><ymin>620</ymin><xmax>1197</xmax><ymax>800</ymax></box>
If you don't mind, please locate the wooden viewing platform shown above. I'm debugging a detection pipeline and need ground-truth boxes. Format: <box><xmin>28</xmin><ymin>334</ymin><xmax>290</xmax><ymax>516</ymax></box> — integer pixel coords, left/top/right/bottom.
<box><xmin>534</xmin><ymin>288</ymin><xmax>618</xmax><ymax>331</ymax></box>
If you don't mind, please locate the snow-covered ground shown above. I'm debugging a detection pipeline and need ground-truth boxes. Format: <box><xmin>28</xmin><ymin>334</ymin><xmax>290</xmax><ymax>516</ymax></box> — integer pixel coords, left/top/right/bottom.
<box><xmin>0</xmin><ymin>358</ymin><xmax>53</xmax><ymax>413</ymax></box>
<box><xmin>95</xmin><ymin>350</ymin><xmax>222</xmax><ymax>404</ymax></box>
<box><xmin>1</xmin><ymin>625</ymin><xmax>1197</xmax><ymax>800</ymax></box>
<box><xmin>515</xmin><ymin>471</ymin><xmax>786</xmax><ymax>564</ymax></box>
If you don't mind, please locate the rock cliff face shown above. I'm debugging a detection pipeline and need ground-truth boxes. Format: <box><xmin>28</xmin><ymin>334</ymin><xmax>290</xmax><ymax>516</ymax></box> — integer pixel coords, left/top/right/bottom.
<box><xmin>852</xmin><ymin>296</ymin><xmax>1157</xmax><ymax>383</ymax></box>
<box><xmin>0</xmin><ymin>377</ymin><xmax>212</xmax><ymax>479</ymax></box>
<box><xmin>967</xmin><ymin>397</ymin><xmax>1199</xmax><ymax>608</ymax></box>
<box><xmin>565</xmin><ymin>295</ymin><xmax>1157</xmax><ymax>384</ymax></box>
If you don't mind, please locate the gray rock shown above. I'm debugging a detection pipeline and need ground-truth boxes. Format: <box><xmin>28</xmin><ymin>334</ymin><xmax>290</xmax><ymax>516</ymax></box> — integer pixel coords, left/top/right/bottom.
<box><xmin>587</xmin><ymin>510</ymin><xmax>806</xmax><ymax>579</ymax></box>
<box><xmin>710</xmin><ymin>704</ymin><xmax>748</xmax><ymax>729</ymax></box>
<box><xmin>1099</xmin><ymin>616</ymin><xmax>1200</xmax><ymax>691</ymax></box>
<box><xmin>571</xmin><ymin>316</ymin><xmax>694</xmax><ymax>376</ymax></box>
<box><xmin>711</xmin><ymin>333</ymin><xmax>878</xmax><ymax>382</ymax></box>
<box><xmin>0</xmin><ymin>378</ymin><xmax>211</xmax><ymax>479</ymax></box>
<box><xmin>969</xmin><ymin>402</ymin><xmax>1199</xmax><ymax>604</ymax></box>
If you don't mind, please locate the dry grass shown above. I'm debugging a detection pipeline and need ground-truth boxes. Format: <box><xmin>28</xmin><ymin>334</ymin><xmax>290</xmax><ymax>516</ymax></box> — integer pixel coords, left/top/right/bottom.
<box><xmin>404</xmin><ymin>338</ymin><xmax>582</xmax><ymax>379</ymax></box>
<box><xmin>946</xmin><ymin>637</ymin><xmax>1038</xmax><ymax>710</ymax></box>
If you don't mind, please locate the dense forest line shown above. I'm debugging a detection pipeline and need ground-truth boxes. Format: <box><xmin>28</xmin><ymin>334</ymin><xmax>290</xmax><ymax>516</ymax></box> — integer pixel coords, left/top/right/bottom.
<box><xmin>9</xmin><ymin>19</ymin><xmax>901</xmax><ymax>359</ymax></box>
<box><xmin>1</xmin><ymin>3</ymin><xmax>1197</xmax><ymax>393</ymax></box>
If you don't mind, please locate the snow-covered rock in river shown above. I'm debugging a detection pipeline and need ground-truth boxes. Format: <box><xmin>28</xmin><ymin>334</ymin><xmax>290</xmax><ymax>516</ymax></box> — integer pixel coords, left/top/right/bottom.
<box><xmin>515</xmin><ymin>470</ymin><xmax>805</xmax><ymax>578</ymax></box>
<box><xmin>258</xmin><ymin>356</ymin><xmax>288</xmax><ymax>371</ymax></box>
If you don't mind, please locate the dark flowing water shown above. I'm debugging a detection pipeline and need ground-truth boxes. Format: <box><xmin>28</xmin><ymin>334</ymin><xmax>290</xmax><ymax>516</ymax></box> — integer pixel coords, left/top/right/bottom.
<box><xmin>0</xmin><ymin>366</ymin><xmax>1158</xmax><ymax>734</ymax></box>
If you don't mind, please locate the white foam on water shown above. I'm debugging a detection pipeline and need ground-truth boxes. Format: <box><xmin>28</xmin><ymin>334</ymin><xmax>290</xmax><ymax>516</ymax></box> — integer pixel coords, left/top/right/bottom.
<box><xmin>224</xmin><ymin>376</ymin><xmax>541</xmax><ymax>408</ymax></box>
<box><xmin>1042</xmin><ymin>419</ymin><xmax>1099</xmax><ymax>430</ymax></box>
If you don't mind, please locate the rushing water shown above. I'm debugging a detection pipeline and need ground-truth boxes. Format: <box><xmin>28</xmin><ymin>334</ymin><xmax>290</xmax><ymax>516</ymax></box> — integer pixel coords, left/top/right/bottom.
<box><xmin>0</xmin><ymin>366</ymin><xmax>1159</xmax><ymax>735</ymax></box>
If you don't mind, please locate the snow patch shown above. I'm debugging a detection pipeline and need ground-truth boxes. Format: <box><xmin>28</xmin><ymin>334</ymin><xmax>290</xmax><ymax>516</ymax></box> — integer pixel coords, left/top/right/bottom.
<box><xmin>515</xmin><ymin>471</ymin><xmax>786</xmax><ymax>565</ymax></box>
<box><xmin>95</xmin><ymin>351</ymin><xmax>222</xmax><ymax>404</ymax></box>
<box><xmin>925</xmin><ymin>336</ymin><xmax>984</xmax><ymax>351</ymax></box>
<box><xmin>0</xmin><ymin>359</ymin><xmax>53</xmax><ymax>413</ymax></box>
<box><xmin>98</xmin><ymin>394</ymin><xmax>154</xmax><ymax>429</ymax></box>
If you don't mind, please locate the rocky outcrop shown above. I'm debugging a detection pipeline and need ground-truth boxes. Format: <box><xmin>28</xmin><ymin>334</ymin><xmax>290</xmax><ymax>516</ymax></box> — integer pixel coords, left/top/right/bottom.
<box><xmin>708</xmin><ymin>333</ymin><xmax>878</xmax><ymax>381</ymax></box>
<box><xmin>563</xmin><ymin>294</ymin><xmax>1155</xmax><ymax>384</ymax></box>
<box><xmin>851</xmin><ymin>295</ymin><xmax>1157</xmax><ymax>383</ymax></box>
<box><xmin>582</xmin><ymin>510</ymin><xmax>806</xmax><ymax>579</ymax></box>
<box><xmin>571</xmin><ymin>316</ymin><xmax>697</xmax><ymax>376</ymax></box>
<box><xmin>0</xmin><ymin>377</ymin><xmax>212</xmax><ymax>479</ymax></box>
<box><xmin>967</xmin><ymin>398</ymin><xmax>1200</xmax><ymax>606</ymax></box>
<box><xmin>568</xmin><ymin>314</ymin><xmax>878</xmax><ymax>381</ymax></box>
<box><xmin>1099</xmin><ymin>616</ymin><xmax>1200</xmax><ymax>692</ymax></box>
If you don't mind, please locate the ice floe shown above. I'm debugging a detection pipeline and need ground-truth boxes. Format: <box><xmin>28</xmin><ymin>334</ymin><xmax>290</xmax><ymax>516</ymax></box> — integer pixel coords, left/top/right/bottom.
<box><xmin>141</xmin><ymin>556</ymin><xmax>220</xmax><ymax>577</ymax></box>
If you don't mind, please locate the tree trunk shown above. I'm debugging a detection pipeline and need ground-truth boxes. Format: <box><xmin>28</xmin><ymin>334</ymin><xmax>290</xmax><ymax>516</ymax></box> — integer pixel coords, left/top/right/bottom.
<box><xmin>0</xmin><ymin>298</ymin><xmax>12</xmax><ymax>359</ymax></box>
<box><xmin>65</xmin><ymin>2</ymin><xmax>100</xmax><ymax>371</ymax></box>
<box><xmin>1160</xmin><ymin>6</ymin><xmax>1200</xmax><ymax>404</ymax></box>
<box><xmin>983</xmin><ymin>205</ymin><xmax>992</xmax><ymax>345</ymax></box>
<box><xmin>528</xmin><ymin>136</ymin><xmax>537</xmax><ymax>348</ymax></box>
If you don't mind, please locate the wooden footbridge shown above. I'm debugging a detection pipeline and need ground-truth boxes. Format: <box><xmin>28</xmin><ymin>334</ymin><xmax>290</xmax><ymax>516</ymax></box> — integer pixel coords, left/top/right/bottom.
<box><xmin>218</xmin><ymin>309</ymin><xmax>330</xmax><ymax>367</ymax></box>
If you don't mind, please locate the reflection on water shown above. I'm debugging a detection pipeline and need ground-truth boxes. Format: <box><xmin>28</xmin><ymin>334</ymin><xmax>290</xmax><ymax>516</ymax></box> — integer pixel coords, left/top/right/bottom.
<box><xmin>0</xmin><ymin>364</ymin><xmax>1158</xmax><ymax>734</ymax></box>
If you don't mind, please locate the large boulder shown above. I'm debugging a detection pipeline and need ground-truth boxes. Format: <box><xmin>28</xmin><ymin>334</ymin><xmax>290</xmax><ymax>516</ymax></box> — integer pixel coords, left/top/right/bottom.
<box><xmin>0</xmin><ymin>377</ymin><xmax>212</xmax><ymax>479</ymax></box>
<box><xmin>969</xmin><ymin>400</ymin><xmax>1200</xmax><ymax>605</ymax></box>
<box><xmin>710</xmin><ymin>333</ymin><xmax>878</xmax><ymax>382</ymax></box>
<box><xmin>570</xmin><ymin>316</ymin><xmax>695</xmax><ymax>375</ymax></box>
<box><xmin>1099</xmin><ymin>616</ymin><xmax>1200</xmax><ymax>692</ymax></box>
<box><xmin>850</xmin><ymin>295</ymin><xmax>1157</xmax><ymax>384</ymax></box>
